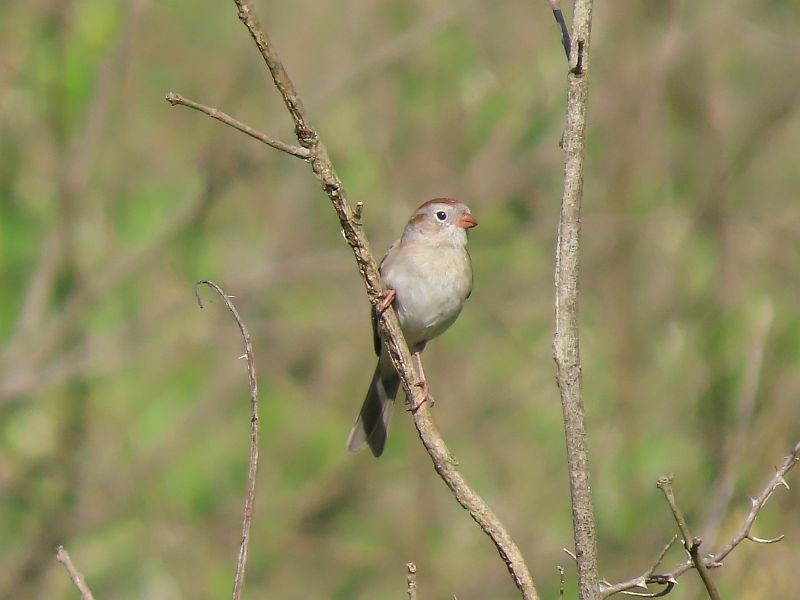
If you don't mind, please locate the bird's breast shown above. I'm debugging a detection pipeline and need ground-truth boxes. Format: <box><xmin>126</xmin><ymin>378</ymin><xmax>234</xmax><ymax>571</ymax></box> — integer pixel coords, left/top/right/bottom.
<box><xmin>382</xmin><ymin>244</ymin><xmax>472</xmax><ymax>348</ymax></box>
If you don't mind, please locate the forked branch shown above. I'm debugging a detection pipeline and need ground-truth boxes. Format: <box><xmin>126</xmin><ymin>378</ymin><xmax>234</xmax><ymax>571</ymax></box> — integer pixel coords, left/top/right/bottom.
<box><xmin>600</xmin><ymin>440</ymin><xmax>800</xmax><ymax>598</ymax></box>
<box><xmin>167</xmin><ymin>1</ymin><xmax>538</xmax><ymax>598</ymax></box>
<box><xmin>656</xmin><ymin>477</ymin><xmax>720</xmax><ymax>599</ymax></box>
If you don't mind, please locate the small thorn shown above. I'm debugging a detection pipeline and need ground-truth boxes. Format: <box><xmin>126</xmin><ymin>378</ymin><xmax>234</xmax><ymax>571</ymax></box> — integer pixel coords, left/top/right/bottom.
<box><xmin>238</xmin><ymin>354</ymin><xmax>247</xmax><ymax>360</ymax></box>
<box><xmin>775</xmin><ymin>474</ymin><xmax>790</xmax><ymax>490</ymax></box>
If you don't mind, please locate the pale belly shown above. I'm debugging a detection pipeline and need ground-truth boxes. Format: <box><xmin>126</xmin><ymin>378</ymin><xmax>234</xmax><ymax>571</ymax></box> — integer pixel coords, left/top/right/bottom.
<box><xmin>384</xmin><ymin>247</ymin><xmax>472</xmax><ymax>349</ymax></box>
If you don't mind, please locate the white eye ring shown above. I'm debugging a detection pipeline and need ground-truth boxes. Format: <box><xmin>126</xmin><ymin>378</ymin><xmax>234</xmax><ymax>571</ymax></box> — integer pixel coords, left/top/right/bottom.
<box><xmin>435</xmin><ymin>210</ymin><xmax>447</xmax><ymax>221</ymax></box>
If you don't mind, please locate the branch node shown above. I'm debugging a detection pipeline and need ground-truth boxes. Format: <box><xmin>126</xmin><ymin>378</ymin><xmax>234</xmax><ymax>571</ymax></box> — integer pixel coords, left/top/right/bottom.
<box><xmin>570</xmin><ymin>39</ymin><xmax>586</xmax><ymax>75</ymax></box>
<box><xmin>353</xmin><ymin>201</ymin><xmax>364</xmax><ymax>224</ymax></box>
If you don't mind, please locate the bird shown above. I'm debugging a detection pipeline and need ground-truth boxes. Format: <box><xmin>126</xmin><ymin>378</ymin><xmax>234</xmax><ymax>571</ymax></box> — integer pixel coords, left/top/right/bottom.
<box><xmin>346</xmin><ymin>198</ymin><xmax>478</xmax><ymax>457</ymax></box>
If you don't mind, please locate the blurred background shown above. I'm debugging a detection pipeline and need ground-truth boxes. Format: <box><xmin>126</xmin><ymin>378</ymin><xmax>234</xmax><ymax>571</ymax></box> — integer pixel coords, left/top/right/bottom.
<box><xmin>1</xmin><ymin>0</ymin><xmax>799</xmax><ymax>598</ymax></box>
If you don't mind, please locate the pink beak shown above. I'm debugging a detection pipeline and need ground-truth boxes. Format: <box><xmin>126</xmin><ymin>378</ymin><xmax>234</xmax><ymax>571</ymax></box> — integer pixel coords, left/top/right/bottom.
<box><xmin>456</xmin><ymin>213</ymin><xmax>478</xmax><ymax>229</ymax></box>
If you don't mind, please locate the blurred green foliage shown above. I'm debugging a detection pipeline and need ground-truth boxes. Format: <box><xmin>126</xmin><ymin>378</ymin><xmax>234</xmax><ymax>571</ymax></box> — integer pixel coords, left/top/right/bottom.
<box><xmin>1</xmin><ymin>0</ymin><xmax>799</xmax><ymax>598</ymax></box>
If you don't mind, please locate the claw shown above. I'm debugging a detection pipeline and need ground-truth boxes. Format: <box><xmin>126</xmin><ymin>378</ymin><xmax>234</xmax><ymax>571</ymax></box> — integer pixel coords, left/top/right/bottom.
<box><xmin>407</xmin><ymin>351</ymin><xmax>433</xmax><ymax>411</ymax></box>
<box><xmin>377</xmin><ymin>288</ymin><xmax>396</xmax><ymax>314</ymax></box>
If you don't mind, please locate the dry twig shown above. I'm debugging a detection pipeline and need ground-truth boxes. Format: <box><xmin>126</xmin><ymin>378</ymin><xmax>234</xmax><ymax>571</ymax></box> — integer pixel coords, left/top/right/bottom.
<box><xmin>55</xmin><ymin>545</ymin><xmax>95</xmax><ymax>600</ymax></box>
<box><xmin>655</xmin><ymin>477</ymin><xmax>720</xmax><ymax>600</ymax></box>
<box><xmin>166</xmin><ymin>93</ymin><xmax>311</xmax><ymax>159</ymax></box>
<box><xmin>599</xmin><ymin>441</ymin><xmax>800</xmax><ymax>598</ymax></box>
<box><xmin>552</xmin><ymin>0</ymin><xmax>598</xmax><ymax>598</ymax></box>
<box><xmin>195</xmin><ymin>280</ymin><xmax>259</xmax><ymax>600</ymax></box>
<box><xmin>407</xmin><ymin>562</ymin><xmax>418</xmax><ymax>600</ymax></box>
<box><xmin>167</xmin><ymin>1</ymin><xmax>538</xmax><ymax>598</ymax></box>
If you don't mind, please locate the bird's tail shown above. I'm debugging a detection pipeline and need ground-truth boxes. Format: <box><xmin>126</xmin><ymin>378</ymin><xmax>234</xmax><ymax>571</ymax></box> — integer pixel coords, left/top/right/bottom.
<box><xmin>346</xmin><ymin>354</ymin><xmax>400</xmax><ymax>457</ymax></box>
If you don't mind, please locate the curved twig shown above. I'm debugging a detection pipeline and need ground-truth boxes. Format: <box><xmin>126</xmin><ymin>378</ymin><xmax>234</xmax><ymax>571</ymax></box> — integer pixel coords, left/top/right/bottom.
<box><xmin>195</xmin><ymin>280</ymin><xmax>259</xmax><ymax>600</ymax></box>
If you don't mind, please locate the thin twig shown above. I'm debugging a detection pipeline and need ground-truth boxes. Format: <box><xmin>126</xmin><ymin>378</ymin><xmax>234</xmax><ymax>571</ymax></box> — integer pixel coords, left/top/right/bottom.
<box><xmin>544</xmin><ymin>0</ymin><xmax>572</xmax><ymax>59</ymax></box>
<box><xmin>166</xmin><ymin>92</ymin><xmax>311</xmax><ymax>159</ymax></box>
<box><xmin>600</xmin><ymin>441</ymin><xmax>800</xmax><ymax>597</ymax></box>
<box><xmin>55</xmin><ymin>545</ymin><xmax>96</xmax><ymax>600</ymax></box>
<box><xmin>599</xmin><ymin>536</ymin><xmax>677</xmax><ymax>598</ymax></box>
<box><xmin>195</xmin><ymin>280</ymin><xmax>259</xmax><ymax>600</ymax></box>
<box><xmin>558</xmin><ymin>565</ymin><xmax>566</xmax><ymax>600</ymax></box>
<box><xmin>710</xmin><ymin>439</ymin><xmax>799</xmax><ymax>564</ymax></box>
<box><xmin>552</xmin><ymin>0</ymin><xmax>598</xmax><ymax>598</ymax></box>
<box><xmin>407</xmin><ymin>562</ymin><xmax>418</xmax><ymax>600</ymax></box>
<box><xmin>169</xmin><ymin>1</ymin><xmax>540</xmax><ymax>598</ymax></box>
<box><xmin>655</xmin><ymin>477</ymin><xmax>720</xmax><ymax>600</ymax></box>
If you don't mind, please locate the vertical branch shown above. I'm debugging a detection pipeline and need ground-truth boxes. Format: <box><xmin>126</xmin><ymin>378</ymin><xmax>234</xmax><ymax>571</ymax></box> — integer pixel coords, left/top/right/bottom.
<box><xmin>552</xmin><ymin>1</ymin><xmax>598</xmax><ymax>599</ymax></box>
<box><xmin>195</xmin><ymin>281</ymin><xmax>260</xmax><ymax>600</ymax></box>
<box><xmin>406</xmin><ymin>562</ymin><xmax>418</xmax><ymax>600</ymax></box>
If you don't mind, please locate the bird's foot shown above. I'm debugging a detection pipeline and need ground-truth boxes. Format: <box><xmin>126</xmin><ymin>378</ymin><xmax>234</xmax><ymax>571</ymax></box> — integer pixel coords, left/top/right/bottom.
<box><xmin>407</xmin><ymin>380</ymin><xmax>433</xmax><ymax>412</ymax></box>
<box><xmin>376</xmin><ymin>288</ymin><xmax>397</xmax><ymax>314</ymax></box>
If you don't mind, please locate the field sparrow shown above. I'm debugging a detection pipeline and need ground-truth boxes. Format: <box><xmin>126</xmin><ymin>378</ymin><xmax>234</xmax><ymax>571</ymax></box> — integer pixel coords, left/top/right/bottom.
<box><xmin>346</xmin><ymin>198</ymin><xmax>478</xmax><ymax>457</ymax></box>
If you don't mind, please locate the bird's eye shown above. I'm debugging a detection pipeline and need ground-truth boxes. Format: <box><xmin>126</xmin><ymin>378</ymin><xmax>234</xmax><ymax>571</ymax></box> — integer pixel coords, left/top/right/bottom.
<box><xmin>435</xmin><ymin>210</ymin><xmax>447</xmax><ymax>221</ymax></box>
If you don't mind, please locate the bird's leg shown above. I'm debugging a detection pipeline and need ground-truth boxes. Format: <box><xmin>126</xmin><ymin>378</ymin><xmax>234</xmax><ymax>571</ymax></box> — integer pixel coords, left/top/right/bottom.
<box><xmin>409</xmin><ymin>351</ymin><xmax>432</xmax><ymax>411</ymax></box>
<box><xmin>376</xmin><ymin>288</ymin><xmax>396</xmax><ymax>314</ymax></box>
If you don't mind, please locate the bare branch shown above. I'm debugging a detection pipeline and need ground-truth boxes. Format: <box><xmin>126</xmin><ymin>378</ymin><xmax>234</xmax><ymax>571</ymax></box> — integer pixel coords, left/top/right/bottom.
<box><xmin>55</xmin><ymin>545</ymin><xmax>95</xmax><ymax>600</ymax></box>
<box><xmin>166</xmin><ymin>92</ymin><xmax>311</xmax><ymax>159</ymax></box>
<box><xmin>600</xmin><ymin>441</ymin><xmax>800</xmax><ymax>598</ymax></box>
<box><xmin>552</xmin><ymin>0</ymin><xmax>598</xmax><ymax>598</ymax></box>
<box><xmin>620</xmin><ymin>582</ymin><xmax>674</xmax><ymax>598</ymax></box>
<box><xmin>406</xmin><ymin>562</ymin><xmax>417</xmax><ymax>600</ymax></box>
<box><xmin>166</xmin><ymin>1</ymin><xmax>541</xmax><ymax>597</ymax></box>
<box><xmin>655</xmin><ymin>477</ymin><xmax>720</xmax><ymax>600</ymax></box>
<box><xmin>710</xmin><ymin>440</ymin><xmax>799</xmax><ymax>565</ymax></box>
<box><xmin>195</xmin><ymin>280</ymin><xmax>260</xmax><ymax>600</ymax></box>
<box><xmin>599</xmin><ymin>537</ymin><xmax>677</xmax><ymax>598</ymax></box>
